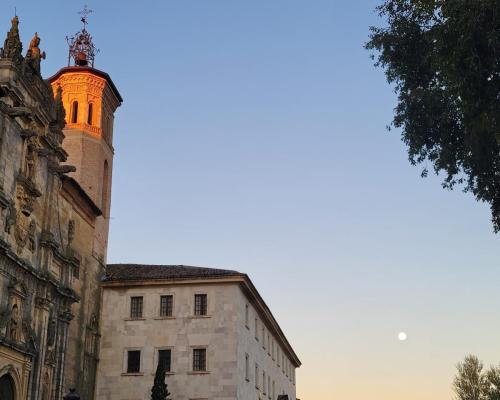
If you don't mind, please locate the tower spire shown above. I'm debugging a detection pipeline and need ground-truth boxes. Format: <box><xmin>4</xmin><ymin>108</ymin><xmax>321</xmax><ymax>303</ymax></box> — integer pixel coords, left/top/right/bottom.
<box><xmin>66</xmin><ymin>5</ymin><xmax>99</xmax><ymax>67</ymax></box>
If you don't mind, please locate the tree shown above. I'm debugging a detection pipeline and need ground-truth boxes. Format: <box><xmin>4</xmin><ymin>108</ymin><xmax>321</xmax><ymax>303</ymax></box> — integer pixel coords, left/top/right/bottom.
<box><xmin>454</xmin><ymin>355</ymin><xmax>488</xmax><ymax>400</ymax></box>
<box><xmin>485</xmin><ymin>365</ymin><xmax>500</xmax><ymax>400</ymax></box>
<box><xmin>151</xmin><ymin>361</ymin><xmax>171</xmax><ymax>400</ymax></box>
<box><xmin>366</xmin><ymin>0</ymin><xmax>500</xmax><ymax>231</ymax></box>
<box><xmin>453</xmin><ymin>355</ymin><xmax>500</xmax><ymax>400</ymax></box>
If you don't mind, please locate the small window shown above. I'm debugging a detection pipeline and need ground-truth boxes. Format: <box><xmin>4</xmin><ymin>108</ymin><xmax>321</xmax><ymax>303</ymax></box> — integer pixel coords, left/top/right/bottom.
<box><xmin>272</xmin><ymin>381</ymin><xmax>276</xmax><ymax>400</ymax></box>
<box><xmin>263</xmin><ymin>371</ymin><xmax>266</xmax><ymax>395</ymax></box>
<box><xmin>245</xmin><ymin>304</ymin><xmax>249</xmax><ymax>328</ymax></box>
<box><xmin>127</xmin><ymin>350</ymin><xmax>141</xmax><ymax>373</ymax></box>
<box><xmin>160</xmin><ymin>295</ymin><xmax>173</xmax><ymax>317</ymax></box>
<box><xmin>87</xmin><ymin>103</ymin><xmax>93</xmax><ymax>125</ymax></box>
<box><xmin>255</xmin><ymin>318</ymin><xmax>258</xmax><ymax>340</ymax></box>
<box><xmin>262</xmin><ymin>326</ymin><xmax>265</xmax><ymax>349</ymax></box>
<box><xmin>158</xmin><ymin>349</ymin><xmax>171</xmax><ymax>372</ymax></box>
<box><xmin>245</xmin><ymin>353</ymin><xmax>249</xmax><ymax>381</ymax></box>
<box><xmin>268</xmin><ymin>376</ymin><xmax>271</xmax><ymax>399</ymax></box>
<box><xmin>130</xmin><ymin>296</ymin><xmax>143</xmax><ymax>319</ymax></box>
<box><xmin>71</xmin><ymin>101</ymin><xmax>78</xmax><ymax>123</ymax></box>
<box><xmin>193</xmin><ymin>348</ymin><xmax>207</xmax><ymax>371</ymax></box>
<box><xmin>194</xmin><ymin>294</ymin><xmax>207</xmax><ymax>316</ymax></box>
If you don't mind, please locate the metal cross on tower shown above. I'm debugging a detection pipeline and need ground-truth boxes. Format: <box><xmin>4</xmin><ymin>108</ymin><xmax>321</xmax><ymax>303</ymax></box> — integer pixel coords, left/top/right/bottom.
<box><xmin>78</xmin><ymin>5</ymin><xmax>93</xmax><ymax>30</ymax></box>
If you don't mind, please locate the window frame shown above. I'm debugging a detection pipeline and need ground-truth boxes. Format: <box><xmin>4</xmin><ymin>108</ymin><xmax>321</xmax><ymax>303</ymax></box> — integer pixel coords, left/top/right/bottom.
<box><xmin>194</xmin><ymin>294</ymin><xmax>208</xmax><ymax>316</ymax></box>
<box><xmin>159</xmin><ymin>294</ymin><xmax>174</xmax><ymax>318</ymax></box>
<box><xmin>156</xmin><ymin>348</ymin><xmax>172</xmax><ymax>373</ymax></box>
<box><xmin>192</xmin><ymin>348</ymin><xmax>208</xmax><ymax>372</ymax></box>
<box><xmin>125</xmin><ymin>349</ymin><xmax>141</xmax><ymax>374</ymax></box>
<box><xmin>130</xmin><ymin>296</ymin><xmax>143</xmax><ymax>319</ymax></box>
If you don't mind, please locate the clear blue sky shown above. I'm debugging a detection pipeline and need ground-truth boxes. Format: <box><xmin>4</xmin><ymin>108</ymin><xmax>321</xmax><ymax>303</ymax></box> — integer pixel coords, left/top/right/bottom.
<box><xmin>4</xmin><ymin>1</ymin><xmax>500</xmax><ymax>399</ymax></box>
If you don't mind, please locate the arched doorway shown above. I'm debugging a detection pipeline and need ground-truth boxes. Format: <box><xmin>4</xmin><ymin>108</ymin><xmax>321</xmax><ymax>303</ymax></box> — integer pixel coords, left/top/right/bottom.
<box><xmin>0</xmin><ymin>374</ymin><xmax>16</xmax><ymax>400</ymax></box>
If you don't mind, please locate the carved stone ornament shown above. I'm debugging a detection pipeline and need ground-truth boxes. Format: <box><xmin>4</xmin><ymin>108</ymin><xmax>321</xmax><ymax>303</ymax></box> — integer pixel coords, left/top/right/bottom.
<box><xmin>2</xmin><ymin>16</ymin><xmax>23</xmax><ymax>63</ymax></box>
<box><xmin>4</xmin><ymin>202</ymin><xmax>16</xmax><ymax>234</ymax></box>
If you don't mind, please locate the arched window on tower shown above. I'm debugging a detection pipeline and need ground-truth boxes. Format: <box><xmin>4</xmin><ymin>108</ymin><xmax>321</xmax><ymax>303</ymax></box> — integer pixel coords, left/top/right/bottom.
<box><xmin>102</xmin><ymin>160</ymin><xmax>109</xmax><ymax>216</ymax></box>
<box><xmin>71</xmin><ymin>101</ymin><xmax>78</xmax><ymax>123</ymax></box>
<box><xmin>87</xmin><ymin>103</ymin><xmax>93</xmax><ymax>125</ymax></box>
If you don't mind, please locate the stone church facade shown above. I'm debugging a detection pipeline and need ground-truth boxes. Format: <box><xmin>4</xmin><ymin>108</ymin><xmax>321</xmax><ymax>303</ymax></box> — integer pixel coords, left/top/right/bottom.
<box><xmin>0</xmin><ymin>14</ymin><xmax>121</xmax><ymax>400</ymax></box>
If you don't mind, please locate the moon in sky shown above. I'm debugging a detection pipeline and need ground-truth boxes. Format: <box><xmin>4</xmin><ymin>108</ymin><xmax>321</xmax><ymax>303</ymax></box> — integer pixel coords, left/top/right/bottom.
<box><xmin>398</xmin><ymin>332</ymin><xmax>408</xmax><ymax>341</ymax></box>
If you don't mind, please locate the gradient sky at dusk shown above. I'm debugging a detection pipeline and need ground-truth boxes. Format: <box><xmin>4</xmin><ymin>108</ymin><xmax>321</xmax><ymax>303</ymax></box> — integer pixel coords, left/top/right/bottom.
<box><xmin>3</xmin><ymin>1</ymin><xmax>500</xmax><ymax>399</ymax></box>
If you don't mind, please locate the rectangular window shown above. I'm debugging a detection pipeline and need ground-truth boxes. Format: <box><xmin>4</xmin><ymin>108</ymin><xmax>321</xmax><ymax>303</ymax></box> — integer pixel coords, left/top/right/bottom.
<box><xmin>277</xmin><ymin>348</ymin><xmax>280</xmax><ymax>367</ymax></box>
<box><xmin>194</xmin><ymin>294</ymin><xmax>207</xmax><ymax>316</ymax></box>
<box><xmin>127</xmin><ymin>350</ymin><xmax>141</xmax><ymax>373</ymax></box>
<box><xmin>272</xmin><ymin>381</ymin><xmax>275</xmax><ymax>400</ymax></box>
<box><xmin>193</xmin><ymin>348</ymin><xmax>207</xmax><ymax>371</ymax></box>
<box><xmin>255</xmin><ymin>363</ymin><xmax>259</xmax><ymax>389</ymax></box>
<box><xmin>158</xmin><ymin>349</ymin><xmax>171</xmax><ymax>372</ymax></box>
<box><xmin>130</xmin><ymin>296</ymin><xmax>143</xmax><ymax>318</ymax></box>
<box><xmin>282</xmin><ymin>354</ymin><xmax>285</xmax><ymax>373</ymax></box>
<box><xmin>262</xmin><ymin>326</ymin><xmax>266</xmax><ymax>349</ymax></box>
<box><xmin>245</xmin><ymin>353</ymin><xmax>250</xmax><ymax>381</ymax></box>
<box><xmin>245</xmin><ymin>304</ymin><xmax>249</xmax><ymax>328</ymax></box>
<box><xmin>160</xmin><ymin>295</ymin><xmax>173</xmax><ymax>317</ymax></box>
<box><xmin>272</xmin><ymin>340</ymin><xmax>275</xmax><ymax>360</ymax></box>
<box><xmin>268</xmin><ymin>376</ymin><xmax>271</xmax><ymax>399</ymax></box>
<box><xmin>267</xmin><ymin>333</ymin><xmax>271</xmax><ymax>355</ymax></box>
<box><xmin>255</xmin><ymin>318</ymin><xmax>258</xmax><ymax>341</ymax></box>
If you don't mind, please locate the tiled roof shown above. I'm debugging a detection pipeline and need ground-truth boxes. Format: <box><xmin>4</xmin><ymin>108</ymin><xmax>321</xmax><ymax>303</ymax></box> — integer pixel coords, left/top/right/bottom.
<box><xmin>104</xmin><ymin>264</ymin><xmax>243</xmax><ymax>282</ymax></box>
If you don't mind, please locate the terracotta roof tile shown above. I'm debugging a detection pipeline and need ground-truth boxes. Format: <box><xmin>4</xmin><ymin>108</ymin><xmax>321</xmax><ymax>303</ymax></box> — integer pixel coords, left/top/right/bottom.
<box><xmin>104</xmin><ymin>264</ymin><xmax>242</xmax><ymax>282</ymax></box>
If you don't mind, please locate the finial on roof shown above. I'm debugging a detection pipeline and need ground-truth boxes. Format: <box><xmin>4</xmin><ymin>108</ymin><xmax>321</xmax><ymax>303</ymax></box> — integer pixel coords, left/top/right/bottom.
<box><xmin>66</xmin><ymin>6</ymin><xmax>99</xmax><ymax>67</ymax></box>
<box><xmin>2</xmin><ymin>16</ymin><xmax>23</xmax><ymax>63</ymax></box>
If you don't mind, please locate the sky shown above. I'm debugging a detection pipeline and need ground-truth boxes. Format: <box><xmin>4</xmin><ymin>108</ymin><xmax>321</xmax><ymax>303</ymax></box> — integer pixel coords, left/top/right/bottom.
<box><xmin>3</xmin><ymin>1</ymin><xmax>500</xmax><ymax>399</ymax></box>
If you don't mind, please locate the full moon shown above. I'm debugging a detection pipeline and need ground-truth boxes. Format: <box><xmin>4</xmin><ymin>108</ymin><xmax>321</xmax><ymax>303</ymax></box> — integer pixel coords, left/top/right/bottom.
<box><xmin>398</xmin><ymin>332</ymin><xmax>408</xmax><ymax>341</ymax></box>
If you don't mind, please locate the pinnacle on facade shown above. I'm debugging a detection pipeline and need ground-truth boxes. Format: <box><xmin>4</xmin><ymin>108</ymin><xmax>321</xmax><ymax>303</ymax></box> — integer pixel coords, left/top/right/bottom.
<box><xmin>3</xmin><ymin>16</ymin><xmax>23</xmax><ymax>63</ymax></box>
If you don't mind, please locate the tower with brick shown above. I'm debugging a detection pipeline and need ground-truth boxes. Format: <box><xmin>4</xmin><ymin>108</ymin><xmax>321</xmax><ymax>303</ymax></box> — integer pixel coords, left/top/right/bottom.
<box><xmin>48</xmin><ymin>14</ymin><xmax>122</xmax><ymax>398</ymax></box>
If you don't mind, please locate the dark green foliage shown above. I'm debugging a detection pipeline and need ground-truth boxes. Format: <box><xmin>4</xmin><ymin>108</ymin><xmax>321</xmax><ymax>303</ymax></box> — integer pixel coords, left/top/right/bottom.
<box><xmin>453</xmin><ymin>355</ymin><xmax>500</xmax><ymax>400</ymax></box>
<box><xmin>151</xmin><ymin>362</ymin><xmax>171</xmax><ymax>400</ymax></box>
<box><xmin>366</xmin><ymin>0</ymin><xmax>500</xmax><ymax>231</ymax></box>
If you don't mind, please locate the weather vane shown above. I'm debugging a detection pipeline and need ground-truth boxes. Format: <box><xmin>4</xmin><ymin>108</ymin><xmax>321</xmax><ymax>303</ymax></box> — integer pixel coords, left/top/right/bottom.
<box><xmin>66</xmin><ymin>5</ymin><xmax>99</xmax><ymax>68</ymax></box>
<box><xmin>78</xmin><ymin>5</ymin><xmax>93</xmax><ymax>30</ymax></box>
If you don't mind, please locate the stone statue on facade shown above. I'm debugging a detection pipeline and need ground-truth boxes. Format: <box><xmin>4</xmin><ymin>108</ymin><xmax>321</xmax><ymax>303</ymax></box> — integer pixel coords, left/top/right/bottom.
<box><xmin>8</xmin><ymin>304</ymin><xmax>20</xmax><ymax>341</ymax></box>
<box><xmin>25</xmin><ymin>32</ymin><xmax>45</xmax><ymax>73</ymax></box>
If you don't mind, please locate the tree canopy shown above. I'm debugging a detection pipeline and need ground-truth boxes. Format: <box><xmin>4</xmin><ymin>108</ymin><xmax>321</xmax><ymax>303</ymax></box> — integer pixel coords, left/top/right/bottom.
<box><xmin>453</xmin><ymin>355</ymin><xmax>500</xmax><ymax>400</ymax></box>
<box><xmin>366</xmin><ymin>0</ymin><xmax>500</xmax><ymax>231</ymax></box>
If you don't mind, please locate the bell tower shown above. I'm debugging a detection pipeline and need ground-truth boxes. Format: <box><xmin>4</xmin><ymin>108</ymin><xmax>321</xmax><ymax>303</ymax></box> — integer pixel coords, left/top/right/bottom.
<box><xmin>49</xmin><ymin>8</ymin><xmax>122</xmax><ymax>259</ymax></box>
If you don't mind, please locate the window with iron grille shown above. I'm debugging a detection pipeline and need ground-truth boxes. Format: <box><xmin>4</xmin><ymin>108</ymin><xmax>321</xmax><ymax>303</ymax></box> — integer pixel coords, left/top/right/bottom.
<box><xmin>160</xmin><ymin>295</ymin><xmax>173</xmax><ymax>317</ymax></box>
<box><xmin>193</xmin><ymin>348</ymin><xmax>207</xmax><ymax>371</ymax></box>
<box><xmin>194</xmin><ymin>294</ymin><xmax>207</xmax><ymax>316</ymax></box>
<box><xmin>158</xmin><ymin>349</ymin><xmax>171</xmax><ymax>372</ymax></box>
<box><xmin>127</xmin><ymin>350</ymin><xmax>141</xmax><ymax>373</ymax></box>
<box><xmin>130</xmin><ymin>297</ymin><xmax>143</xmax><ymax>318</ymax></box>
